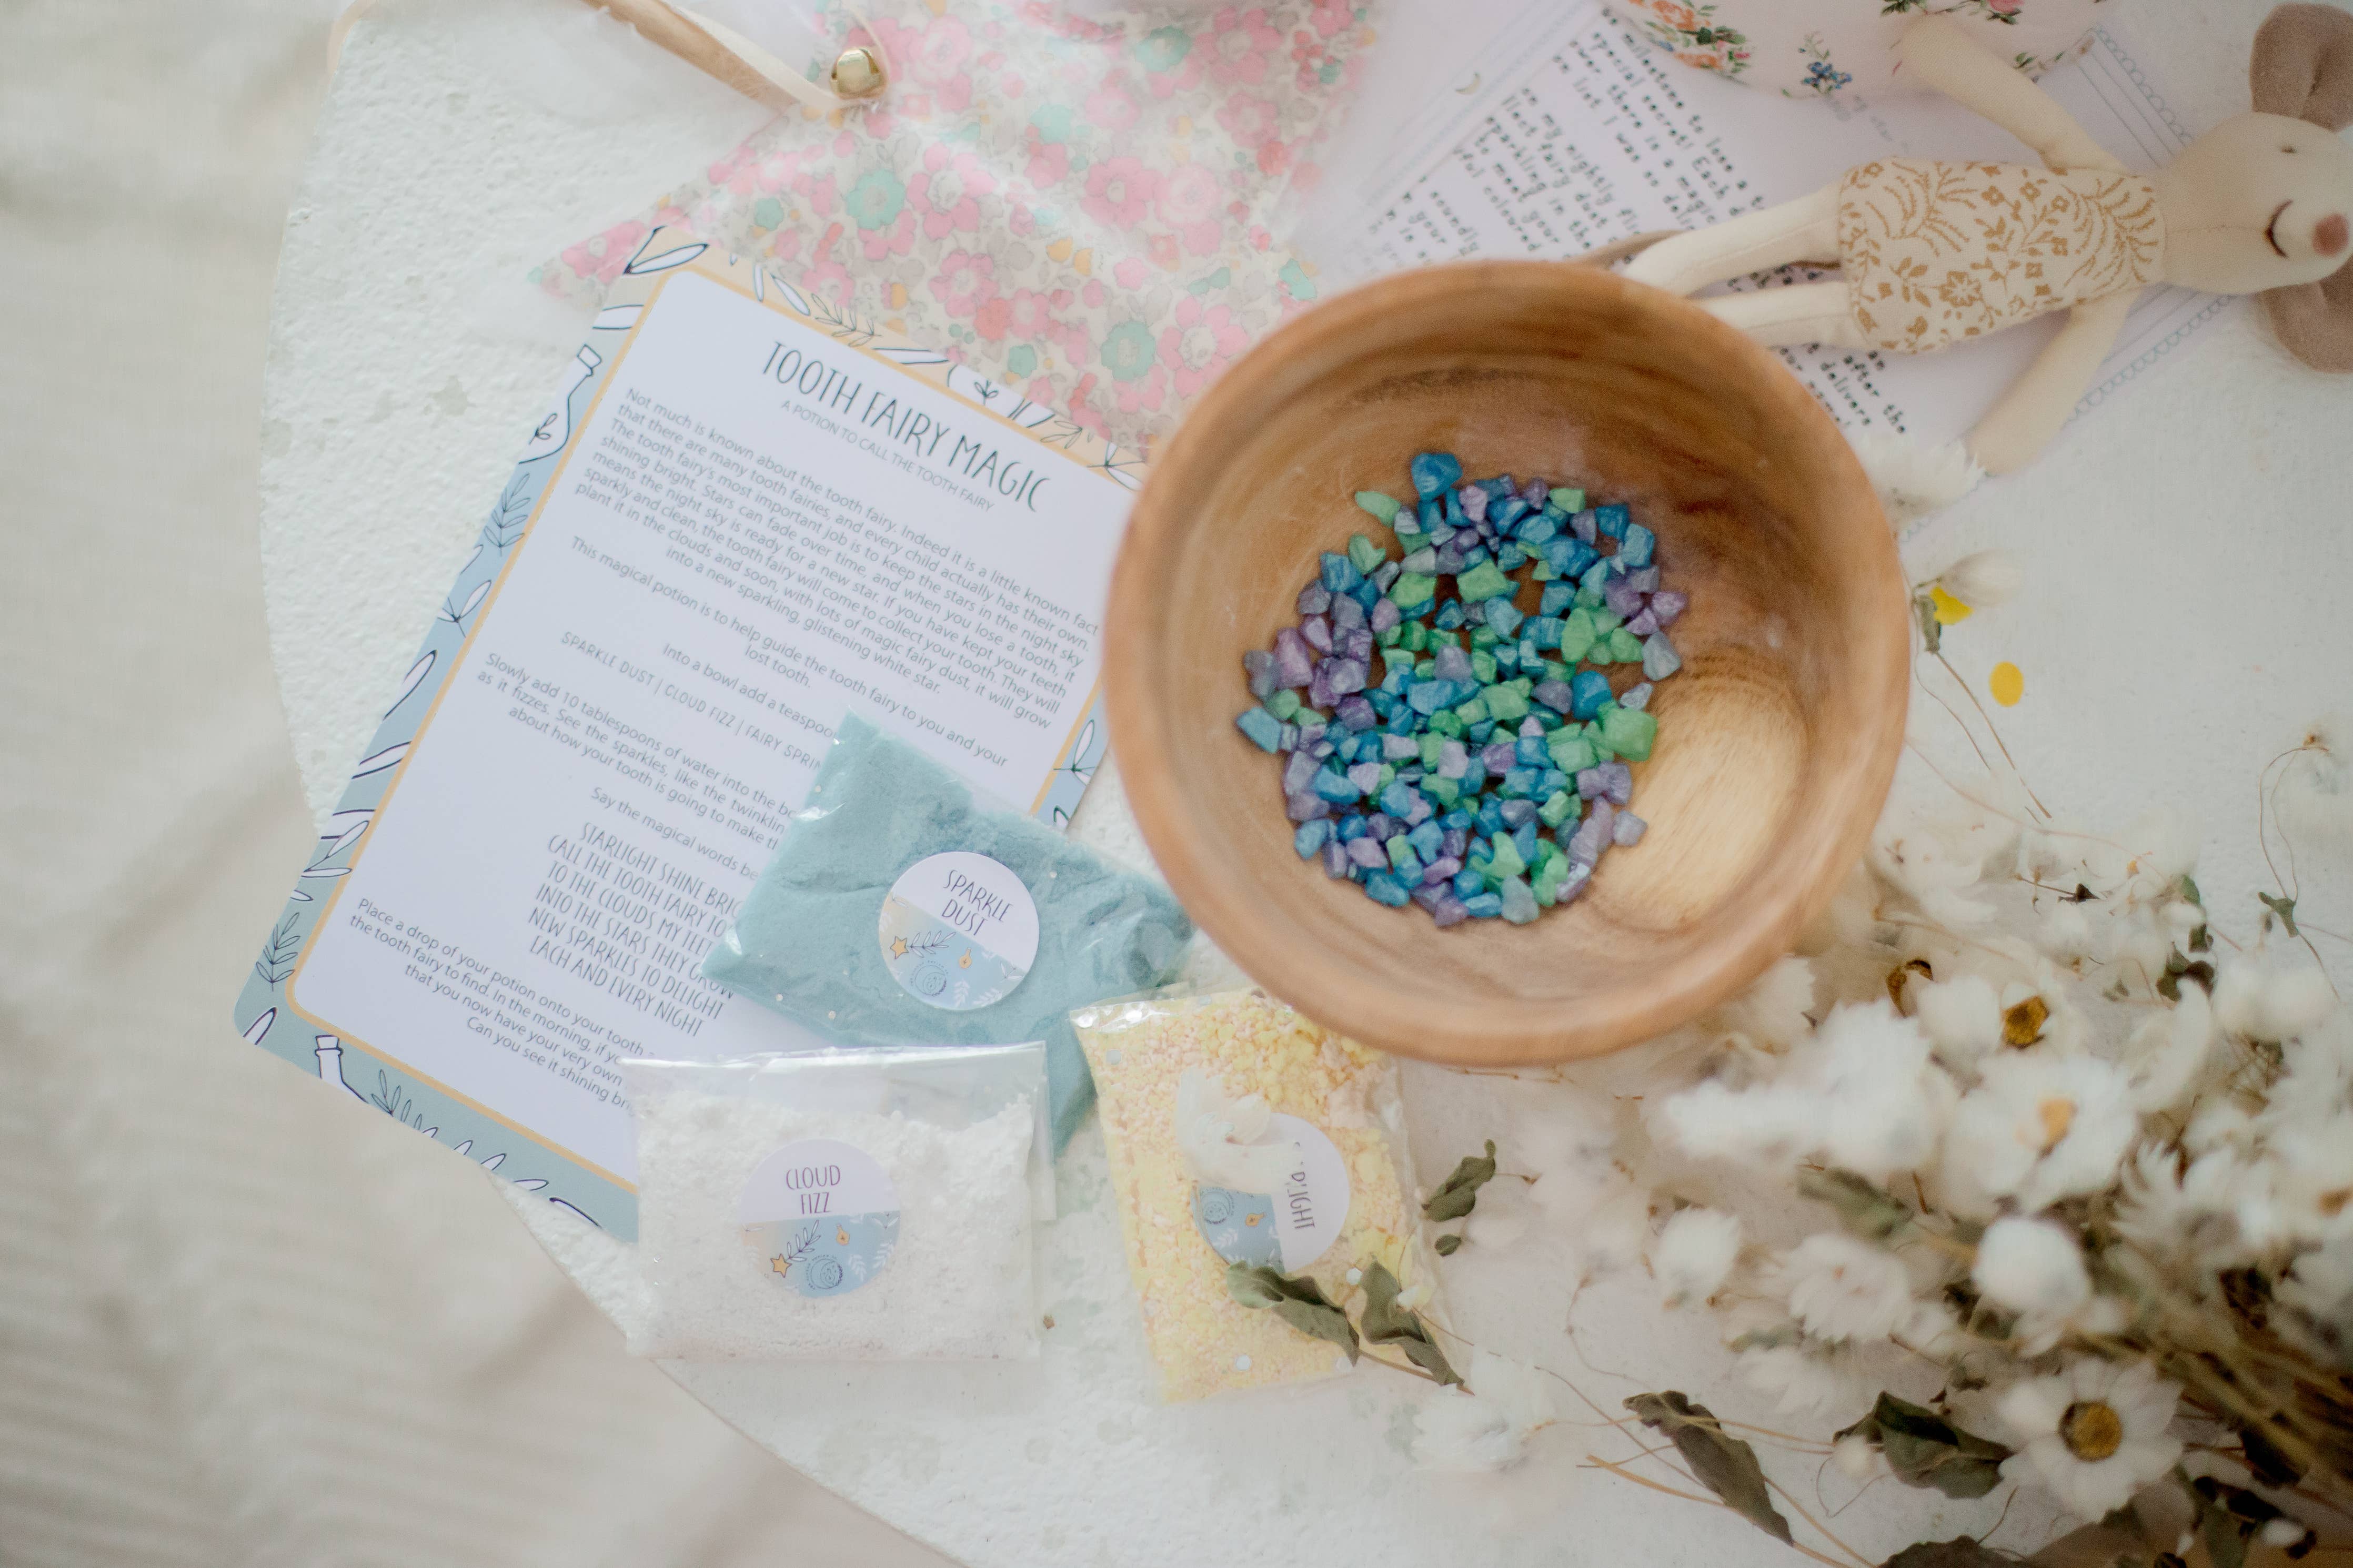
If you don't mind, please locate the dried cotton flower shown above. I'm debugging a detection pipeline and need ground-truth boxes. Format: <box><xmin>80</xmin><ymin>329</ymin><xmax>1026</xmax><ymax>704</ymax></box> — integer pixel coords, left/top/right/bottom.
<box><xmin>2213</xmin><ymin>955</ymin><xmax>2338</xmax><ymax>1045</ymax></box>
<box><xmin>1736</xmin><ymin>1341</ymin><xmax>1871</xmax><ymax>1422</ymax></box>
<box><xmin>1779</xmin><ymin>1232</ymin><xmax>1918</xmax><ymax>1344</ymax></box>
<box><xmin>1996</xmin><ymin>1359</ymin><xmax>2183</xmax><ymax>1521</ymax></box>
<box><xmin>1652</xmin><ymin>1207</ymin><xmax>1742</xmax><ymax>1308</ymax></box>
<box><xmin>1939</xmin><ymin>1054</ymin><xmax>2135</xmax><ymax>1215</ymax></box>
<box><xmin>2275</xmin><ymin>715</ymin><xmax>2353</xmax><ymax>852</ymax></box>
<box><xmin>1972</xmin><ymin>1216</ymin><xmax>2119</xmax><ymax>1351</ymax></box>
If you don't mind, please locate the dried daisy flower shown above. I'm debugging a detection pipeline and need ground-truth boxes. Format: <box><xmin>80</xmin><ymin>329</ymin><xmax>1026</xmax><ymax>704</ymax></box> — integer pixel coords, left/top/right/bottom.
<box><xmin>1996</xmin><ymin>1359</ymin><xmax>2183</xmax><ymax>1521</ymax></box>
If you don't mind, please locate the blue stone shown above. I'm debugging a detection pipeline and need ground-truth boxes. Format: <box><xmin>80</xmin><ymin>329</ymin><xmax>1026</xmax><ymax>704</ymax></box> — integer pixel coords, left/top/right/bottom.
<box><xmin>1294</xmin><ymin>820</ymin><xmax>1331</xmax><ymax>858</ymax></box>
<box><xmin>1570</xmin><ymin>669</ymin><xmax>1614</xmax><ymax>721</ymax></box>
<box><xmin>1236</xmin><ymin>706</ymin><xmax>1284</xmax><ymax>752</ymax></box>
<box><xmin>1620</xmin><ymin>522</ymin><xmax>1655</xmax><ymax>569</ymax></box>
<box><xmin>1363</xmin><ymin>871</ymin><xmax>1413</xmax><ymax>907</ymax></box>
<box><xmin>1462</xmin><ymin>892</ymin><xmax>1504</xmax><ymax>920</ymax></box>
<box><xmin>1319</xmin><ymin>552</ymin><xmax>1360</xmax><ymax>593</ymax></box>
<box><xmin>1594</xmin><ymin>502</ymin><xmax>1630</xmax><ymax>539</ymax></box>
<box><xmin>1411</xmin><ymin>451</ymin><xmax>1463</xmax><ymax>499</ymax></box>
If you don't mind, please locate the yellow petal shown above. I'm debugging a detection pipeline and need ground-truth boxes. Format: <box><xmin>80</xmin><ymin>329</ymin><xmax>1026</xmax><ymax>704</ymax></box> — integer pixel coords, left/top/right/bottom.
<box><xmin>1929</xmin><ymin>585</ymin><xmax>1973</xmax><ymax>624</ymax></box>
<box><xmin>1072</xmin><ymin>248</ymin><xmax>1094</xmax><ymax>277</ymax></box>
<box><xmin>889</xmin><ymin>281</ymin><xmax>908</xmax><ymax>309</ymax></box>
<box><xmin>1989</xmin><ymin>661</ymin><xmax>2025</xmax><ymax>707</ymax></box>
<box><xmin>1047</xmin><ymin>237</ymin><xmax>1075</xmax><ymax>263</ymax></box>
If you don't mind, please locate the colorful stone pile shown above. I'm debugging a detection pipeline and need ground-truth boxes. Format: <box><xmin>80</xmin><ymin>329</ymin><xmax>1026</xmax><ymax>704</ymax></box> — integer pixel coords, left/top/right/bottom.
<box><xmin>1235</xmin><ymin>452</ymin><xmax>1686</xmax><ymax>927</ymax></box>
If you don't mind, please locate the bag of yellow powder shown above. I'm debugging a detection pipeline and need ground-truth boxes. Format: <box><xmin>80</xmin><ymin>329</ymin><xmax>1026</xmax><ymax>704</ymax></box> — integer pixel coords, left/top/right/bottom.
<box><xmin>1071</xmin><ymin>987</ymin><xmax>1435</xmax><ymax>1403</ymax></box>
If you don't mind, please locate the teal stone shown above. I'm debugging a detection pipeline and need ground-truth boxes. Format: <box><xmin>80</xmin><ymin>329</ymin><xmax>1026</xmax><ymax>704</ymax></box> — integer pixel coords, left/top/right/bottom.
<box><xmin>1455</xmin><ymin>560</ymin><xmax>1512</xmax><ymax>602</ymax></box>
<box><xmin>703</xmin><ymin>715</ymin><xmax>1190</xmax><ymax>1152</ymax></box>
<box><xmin>1355</xmin><ymin>490</ymin><xmax>1402</xmax><ymax>524</ymax></box>
<box><xmin>1484</xmin><ymin>684</ymin><xmax>1530</xmax><ymax>722</ymax></box>
<box><xmin>1236</xmin><ymin>706</ymin><xmax>1283</xmax><ymax>751</ymax></box>
<box><xmin>1348</xmin><ymin>534</ymin><xmax>1385</xmax><ymax>576</ymax></box>
<box><xmin>1539</xmin><ymin>788</ymin><xmax>1580</xmax><ymax>828</ymax></box>
<box><xmin>1388</xmin><ymin>571</ymin><xmax>1436</xmax><ymax>609</ymax></box>
<box><xmin>1497</xmin><ymin>877</ymin><xmax>1539</xmax><ymax>925</ymax></box>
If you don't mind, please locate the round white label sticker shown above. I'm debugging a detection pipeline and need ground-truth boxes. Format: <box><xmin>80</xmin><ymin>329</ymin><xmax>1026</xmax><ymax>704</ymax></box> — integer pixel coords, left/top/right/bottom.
<box><xmin>1190</xmin><ymin>1114</ymin><xmax>1353</xmax><ymax>1273</ymax></box>
<box><xmin>877</xmin><ymin>851</ymin><xmax>1040</xmax><ymax>1011</ymax></box>
<box><xmin>737</xmin><ymin>1138</ymin><xmax>901</xmax><ymax>1298</ymax></box>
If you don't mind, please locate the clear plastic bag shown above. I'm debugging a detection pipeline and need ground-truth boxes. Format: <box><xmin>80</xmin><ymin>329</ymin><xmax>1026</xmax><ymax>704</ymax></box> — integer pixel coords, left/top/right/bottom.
<box><xmin>700</xmin><ymin>712</ymin><xmax>1192</xmax><ymax>1152</ymax></box>
<box><xmin>625</xmin><ymin>1041</ymin><xmax>1049</xmax><ymax>1360</ymax></box>
<box><xmin>542</xmin><ymin>0</ymin><xmax>1382</xmax><ymax>448</ymax></box>
<box><xmin>1071</xmin><ymin>986</ymin><xmax>1435</xmax><ymax>1402</ymax></box>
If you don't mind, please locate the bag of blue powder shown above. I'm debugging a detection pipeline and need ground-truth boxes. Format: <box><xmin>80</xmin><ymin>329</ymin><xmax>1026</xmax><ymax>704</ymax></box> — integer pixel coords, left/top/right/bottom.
<box><xmin>703</xmin><ymin>713</ymin><xmax>1192</xmax><ymax>1151</ymax></box>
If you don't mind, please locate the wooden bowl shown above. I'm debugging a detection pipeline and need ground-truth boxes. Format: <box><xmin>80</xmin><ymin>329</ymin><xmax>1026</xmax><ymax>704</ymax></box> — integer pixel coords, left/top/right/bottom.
<box><xmin>1102</xmin><ymin>260</ymin><xmax>1909</xmax><ymax>1067</ymax></box>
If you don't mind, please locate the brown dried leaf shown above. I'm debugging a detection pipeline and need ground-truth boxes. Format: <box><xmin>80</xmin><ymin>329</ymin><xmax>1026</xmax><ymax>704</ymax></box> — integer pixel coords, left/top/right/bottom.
<box><xmin>2003</xmin><ymin>994</ymin><xmax>2049</xmax><ymax>1047</ymax></box>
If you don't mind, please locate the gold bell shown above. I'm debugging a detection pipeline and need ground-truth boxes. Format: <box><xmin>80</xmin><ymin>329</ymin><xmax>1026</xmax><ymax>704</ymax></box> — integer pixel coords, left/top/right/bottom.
<box><xmin>829</xmin><ymin>46</ymin><xmax>887</xmax><ymax>100</ymax></box>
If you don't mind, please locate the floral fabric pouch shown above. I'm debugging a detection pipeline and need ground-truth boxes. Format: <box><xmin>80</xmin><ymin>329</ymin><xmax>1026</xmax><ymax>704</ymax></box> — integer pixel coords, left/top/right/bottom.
<box><xmin>543</xmin><ymin>0</ymin><xmax>1380</xmax><ymax>448</ymax></box>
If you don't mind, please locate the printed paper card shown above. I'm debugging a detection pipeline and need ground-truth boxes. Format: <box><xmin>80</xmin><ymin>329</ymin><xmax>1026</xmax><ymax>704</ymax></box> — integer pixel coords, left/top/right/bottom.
<box><xmin>232</xmin><ymin>231</ymin><xmax>1144</xmax><ymax>1238</ymax></box>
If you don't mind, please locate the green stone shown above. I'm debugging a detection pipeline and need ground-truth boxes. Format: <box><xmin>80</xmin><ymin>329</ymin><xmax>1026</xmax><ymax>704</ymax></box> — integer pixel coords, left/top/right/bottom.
<box><xmin>1554</xmin><ymin>488</ymin><xmax>1586</xmax><ymax>512</ymax></box>
<box><xmin>1484</xmin><ymin>683</ymin><xmax>1530</xmax><ymax>722</ymax></box>
<box><xmin>1453</xmin><ymin>696</ymin><xmax>1489</xmax><ymax>725</ymax></box>
<box><xmin>1601</xmin><ymin>704</ymin><xmax>1657</xmax><ymax>762</ymax></box>
<box><xmin>1486</xmin><ymin>834</ymin><xmax>1526</xmax><ymax>880</ymax></box>
<box><xmin>1265</xmin><ymin>690</ymin><xmax>1301</xmax><ymax>721</ymax></box>
<box><xmin>1376</xmin><ymin>624</ymin><xmax>1401</xmax><ymax>646</ymax></box>
<box><xmin>1402</xmin><ymin>622</ymin><xmax>1429</xmax><ymax>653</ymax></box>
<box><xmin>1455</xmin><ymin>560</ymin><xmax>1513</xmax><ymax>603</ymax></box>
<box><xmin>1420</xmin><ymin>733</ymin><xmax>1444</xmax><ymax>769</ymax></box>
<box><xmin>1547</xmin><ymin>732</ymin><xmax>1597</xmax><ymax>774</ymax></box>
<box><xmin>1388</xmin><ymin>571</ymin><xmax>1436</xmax><ymax>609</ymax></box>
<box><xmin>1425</xmin><ymin>775</ymin><xmax>1461</xmax><ymax>807</ymax></box>
<box><xmin>1539</xmin><ymin>788</ymin><xmax>1579</xmax><ymax>828</ymax></box>
<box><xmin>1591</xmin><ymin>607</ymin><xmax>1623</xmax><ymax>634</ymax></box>
<box><xmin>1574</xmin><ymin>583</ymin><xmax>1605</xmax><ymax>610</ymax></box>
<box><xmin>1429</xmin><ymin>710</ymin><xmax>1464</xmax><ymax>739</ymax></box>
<box><xmin>1376</xmin><ymin>763</ymin><xmax>1396</xmax><ymax>790</ymax></box>
<box><xmin>1605</xmin><ymin>627</ymin><xmax>1643</xmax><ymax>663</ymax></box>
<box><xmin>1354</xmin><ymin>489</ymin><xmax>1402</xmax><ymax>524</ymax></box>
<box><xmin>1556</xmin><ymin>609</ymin><xmax>1598</xmax><ymax>664</ymax></box>
<box><xmin>1529</xmin><ymin>560</ymin><xmax>1555</xmax><ymax>581</ymax></box>
<box><xmin>1348</xmin><ymin>534</ymin><xmax>1385</xmax><ymax>576</ymax></box>
<box><xmin>1471</xmin><ymin>651</ymin><xmax>1497</xmax><ymax>684</ymax></box>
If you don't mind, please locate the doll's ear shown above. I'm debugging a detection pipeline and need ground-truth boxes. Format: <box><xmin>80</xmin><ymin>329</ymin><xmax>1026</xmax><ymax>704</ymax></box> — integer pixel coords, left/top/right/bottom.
<box><xmin>2251</xmin><ymin>4</ymin><xmax>2353</xmax><ymax>129</ymax></box>
<box><xmin>2261</xmin><ymin>267</ymin><xmax>2353</xmax><ymax>372</ymax></box>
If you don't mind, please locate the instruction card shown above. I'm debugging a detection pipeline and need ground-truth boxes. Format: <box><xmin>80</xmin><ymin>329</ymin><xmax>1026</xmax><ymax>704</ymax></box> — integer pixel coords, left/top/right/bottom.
<box><xmin>232</xmin><ymin>231</ymin><xmax>1143</xmax><ymax>1237</ymax></box>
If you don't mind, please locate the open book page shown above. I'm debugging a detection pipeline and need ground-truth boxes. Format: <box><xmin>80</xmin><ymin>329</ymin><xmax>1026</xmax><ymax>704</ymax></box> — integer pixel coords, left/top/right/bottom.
<box><xmin>1310</xmin><ymin>0</ymin><xmax>2229</xmax><ymax>448</ymax></box>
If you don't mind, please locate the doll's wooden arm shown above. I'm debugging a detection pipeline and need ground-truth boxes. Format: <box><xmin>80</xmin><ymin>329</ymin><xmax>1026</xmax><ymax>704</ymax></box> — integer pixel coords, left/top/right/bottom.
<box><xmin>1895</xmin><ymin>16</ymin><xmax>2121</xmax><ymax>174</ymax></box>
<box><xmin>1966</xmin><ymin>293</ymin><xmax>2134</xmax><ymax>474</ymax></box>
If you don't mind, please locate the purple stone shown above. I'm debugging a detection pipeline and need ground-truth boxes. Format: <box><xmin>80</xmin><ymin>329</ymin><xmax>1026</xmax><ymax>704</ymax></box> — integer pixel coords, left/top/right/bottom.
<box><xmin>1533</xmin><ymin>679</ymin><xmax>1575</xmax><ymax>714</ymax></box>
<box><xmin>1404</xmin><ymin>792</ymin><xmax>1434</xmax><ymax>825</ymax></box>
<box><xmin>1577</xmin><ymin>762</ymin><xmax>1632</xmax><ymax>805</ymax></box>
<box><xmin>1322</xmin><ymin>839</ymin><xmax>1351</xmax><ymax>878</ymax></box>
<box><xmin>1345</xmin><ymin>761</ymin><xmax>1383</xmax><ymax>795</ymax></box>
<box><xmin>1619</xmin><ymin>683</ymin><xmax>1652</xmax><ymax>712</ymax></box>
<box><xmin>1437</xmin><ymin>740</ymin><xmax>1469</xmax><ymax>780</ymax></box>
<box><xmin>1273</xmin><ymin>628</ymin><xmax>1314</xmax><ymax>688</ymax></box>
<box><xmin>1499</xmin><ymin>798</ymin><xmax>1538</xmax><ymax>828</ymax></box>
<box><xmin>1370</xmin><ymin>597</ymin><xmax>1401</xmax><ymax>635</ymax></box>
<box><xmin>1380</xmin><ymin>734</ymin><xmax>1419</xmax><ymax>762</ymax></box>
<box><xmin>1296</xmin><ymin>582</ymin><xmax>1332</xmax><ymax>615</ymax></box>
<box><xmin>1331</xmin><ymin>594</ymin><xmax>1366</xmax><ymax>633</ymax></box>
<box><xmin>1422</xmin><ymin>855</ymin><xmax>1462</xmax><ymax>885</ymax></box>
<box><xmin>1572</xmin><ymin>510</ymin><xmax>1599</xmax><ymax>545</ymax></box>
<box><xmin>1308</xmin><ymin>662</ymin><xmax>1336</xmax><ymax>709</ymax></box>
<box><xmin>1576</xmin><ymin>767</ymin><xmax>1608</xmax><ymax>801</ymax></box>
<box><xmin>1625</xmin><ymin>608</ymin><xmax>1659</xmax><ymax>638</ymax></box>
<box><xmin>1296</xmin><ymin>722</ymin><xmax>1328</xmax><ymax>750</ymax></box>
<box><xmin>1345</xmin><ymin>836</ymin><xmax>1386</xmax><ymax>870</ymax></box>
<box><xmin>1441</xmin><ymin>827</ymin><xmax>1468</xmax><ymax>859</ymax></box>
<box><xmin>1412</xmin><ymin>882</ymin><xmax>1451</xmax><ymax>914</ymax></box>
<box><xmin>1364</xmin><ymin>813</ymin><xmax>1395</xmax><ymax>842</ymax></box>
<box><xmin>1629</xmin><ymin>566</ymin><xmax>1661</xmax><ymax>593</ymax></box>
<box><xmin>1554</xmin><ymin>863</ymin><xmax>1593</xmax><ymax>906</ymax></box>
<box><xmin>1433</xmin><ymin>645</ymin><xmax>1473</xmax><ymax>683</ymax></box>
<box><xmin>1286</xmin><ymin>792</ymin><xmax>1329</xmax><ymax>823</ymax></box>
<box><xmin>1301</xmin><ymin>615</ymin><xmax>1333</xmax><ymax>653</ymax></box>
<box><xmin>1482</xmin><ymin>741</ymin><xmax>1517</xmax><ymax>774</ymax></box>
<box><xmin>1325</xmin><ymin>657</ymin><xmax>1367</xmax><ymax>696</ymax></box>
<box><xmin>1342</xmin><ymin>628</ymin><xmax>1375</xmax><ymax>663</ymax></box>
<box><xmin>1614</xmin><ymin>811</ymin><xmax>1647</xmax><ymax>847</ymax></box>
<box><xmin>1605</xmin><ymin>580</ymin><xmax>1645</xmax><ymax>619</ymax></box>
<box><xmin>1648</xmin><ymin>589</ymin><xmax>1687</xmax><ymax>627</ymax></box>
<box><xmin>1431</xmin><ymin>894</ymin><xmax>1472</xmax><ymax>928</ymax></box>
<box><xmin>1244</xmin><ymin>650</ymin><xmax>1277</xmax><ymax>699</ymax></box>
<box><xmin>1521</xmin><ymin>716</ymin><xmax>1546</xmax><ymax>739</ymax></box>
<box><xmin>1336</xmin><ymin>695</ymin><xmax>1377</xmax><ymax>731</ymax></box>
<box><xmin>1459</xmin><ymin>484</ymin><xmax>1489</xmax><ymax>523</ymax></box>
<box><xmin>1520</xmin><ymin>478</ymin><xmax>1548</xmax><ymax>508</ymax></box>
<box><xmin>1433</xmin><ymin>545</ymin><xmax>1467</xmax><ymax>574</ymax></box>
<box><xmin>1568</xmin><ymin>802</ymin><xmax>1614</xmax><ymax>865</ymax></box>
<box><xmin>1283</xmin><ymin>750</ymin><xmax>1319</xmax><ymax>794</ymax></box>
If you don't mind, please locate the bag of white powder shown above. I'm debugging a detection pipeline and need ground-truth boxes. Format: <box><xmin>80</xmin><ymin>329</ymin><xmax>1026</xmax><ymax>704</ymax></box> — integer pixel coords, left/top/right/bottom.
<box><xmin>624</xmin><ymin>1043</ymin><xmax>1048</xmax><ymax>1361</ymax></box>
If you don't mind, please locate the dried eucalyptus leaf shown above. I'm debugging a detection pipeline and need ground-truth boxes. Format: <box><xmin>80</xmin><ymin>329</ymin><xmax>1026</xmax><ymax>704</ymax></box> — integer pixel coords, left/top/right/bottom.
<box><xmin>2193</xmin><ymin>1473</ymin><xmax>2282</xmax><ymax>1568</ymax></box>
<box><xmin>1913</xmin><ymin>592</ymin><xmax>1943</xmax><ymax>655</ymax></box>
<box><xmin>1626</xmin><ymin>1392</ymin><xmax>1792</xmax><ymax>1545</ymax></box>
<box><xmin>1859</xmin><ymin>1393</ymin><xmax>2012</xmax><ymax>1500</ymax></box>
<box><xmin>1226</xmin><ymin>1263</ymin><xmax>1290</xmax><ymax>1311</ymax></box>
<box><xmin>1883</xmin><ymin>1540</ymin><xmax>2010</xmax><ymax>1568</ymax></box>
<box><xmin>1434</xmin><ymin>1233</ymin><xmax>1463</xmax><ymax>1256</ymax></box>
<box><xmin>1391</xmin><ymin>1332</ymin><xmax>1462</xmax><ymax>1385</ymax></box>
<box><xmin>1423</xmin><ymin>1140</ymin><xmax>1498</xmax><ymax>1222</ymax></box>
<box><xmin>1270</xmin><ymin>1297</ymin><xmax>1360</xmax><ymax>1361</ymax></box>
<box><xmin>2179</xmin><ymin>874</ymin><xmax>2204</xmax><ymax>908</ymax></box>
<box><xmin>1797</xmin><ymin>1168</ymin><xmax>1915</xmax><ymax>1243</ymax></box>
<box><xmin>1358</xmin><ymin>1261</ymin><xmax>1414</xmax><ymax>1342</ymax></box>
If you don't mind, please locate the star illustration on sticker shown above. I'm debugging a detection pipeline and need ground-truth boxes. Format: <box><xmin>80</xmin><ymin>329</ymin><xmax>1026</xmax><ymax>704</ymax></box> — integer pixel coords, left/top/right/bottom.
<box><xmin>770</xmin><ymin>1255</ymin><xmax>792</xmax><ymax>1277</ymax></box>
<box><xmin>889</xmin><ymin>937</ymin><xmax>911</xmax><ymax>959</ymax></box>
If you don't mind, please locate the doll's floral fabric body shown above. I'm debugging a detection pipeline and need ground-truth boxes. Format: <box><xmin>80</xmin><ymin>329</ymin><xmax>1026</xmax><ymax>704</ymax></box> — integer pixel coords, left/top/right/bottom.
<box><xmin>1605</xmin><ymin>0</ymin><xmax>2111</xmax><ymax>99</ymax></box>
<box><xmin>541</xmin><ymin>1</ymin><xmax>1373</xmax><ymax>449</ymax></box>
<box><xmin>1835</xmin><ymin>158</ymin><xmax>2165</xmax><ymax>352</ymax></box>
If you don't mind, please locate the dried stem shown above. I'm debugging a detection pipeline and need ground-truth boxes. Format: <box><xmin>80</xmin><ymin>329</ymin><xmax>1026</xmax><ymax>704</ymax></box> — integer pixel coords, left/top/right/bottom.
<box><xmin>1932</xmin><ymin>648</ymin><xmax>2052</xmax><ymax>820</ymax></box>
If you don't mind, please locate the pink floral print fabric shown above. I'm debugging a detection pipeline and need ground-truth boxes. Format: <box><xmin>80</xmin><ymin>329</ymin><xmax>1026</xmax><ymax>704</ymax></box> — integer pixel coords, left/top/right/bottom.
<box><xmin>540</xmin><ymin>1</ymin><xmax>1376</xmax><ymax>449</ymax></box>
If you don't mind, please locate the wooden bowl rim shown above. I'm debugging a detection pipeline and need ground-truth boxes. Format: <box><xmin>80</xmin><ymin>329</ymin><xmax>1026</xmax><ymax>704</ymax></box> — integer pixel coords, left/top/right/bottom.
<box><xmin>1104</xmin><ymin>258</ymin><xmax>1907</xmax><ymax>1066</ymax></box>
